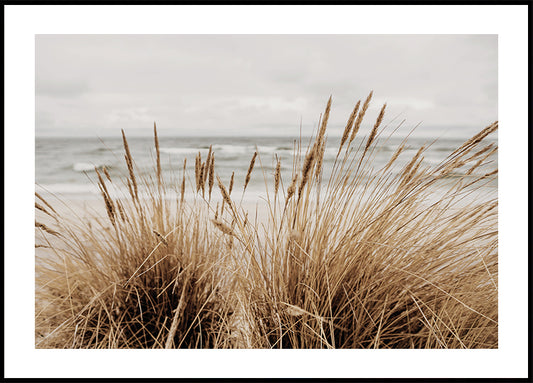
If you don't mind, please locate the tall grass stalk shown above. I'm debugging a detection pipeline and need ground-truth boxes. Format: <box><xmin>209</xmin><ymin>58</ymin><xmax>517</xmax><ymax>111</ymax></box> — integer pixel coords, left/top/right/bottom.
<box><xmin>36</xmin><ymin>94</ymin><xmax>498</xmax><ymax>348</ymax></box>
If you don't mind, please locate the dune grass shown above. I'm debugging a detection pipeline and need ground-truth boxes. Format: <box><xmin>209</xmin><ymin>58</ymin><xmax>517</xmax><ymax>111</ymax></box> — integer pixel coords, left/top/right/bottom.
<box><xmin>35</xmin><ymin>93</ymin><xmax>498</xmax><ymax>348</ymax></box>
<box><xmin>35</xmin><ymin>129</ymin><xmax>235</xmax><ymax>349</ymax></box>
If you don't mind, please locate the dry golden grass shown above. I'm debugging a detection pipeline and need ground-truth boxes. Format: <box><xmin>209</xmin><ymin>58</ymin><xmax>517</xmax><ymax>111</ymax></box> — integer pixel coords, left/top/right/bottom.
<box><xmin>35</xmin><ymin>93</ymin><xmax>498</xmax><ymax>349</ymax></box>
<box><xmin>35</xmin><ymin>134</ymin><xmax>235</xmax><ymax>349</ymax></box>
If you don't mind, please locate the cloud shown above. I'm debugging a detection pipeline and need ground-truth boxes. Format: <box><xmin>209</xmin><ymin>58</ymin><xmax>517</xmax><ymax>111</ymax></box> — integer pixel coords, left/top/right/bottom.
<box><xmin>373</xmin><ymin>97</ymin><xmax>435</xmax><ymax>111</ymax></box>
<box><xmin>36</xmin><ymin>78</ymin><xmax>89</xmax><ymax>98</ymax></box>
<box><xmin>35</xmin><ymin>35</ymin><xmax>497</xmax><ymax>137</ymax></box>
<box><xmin>106</xmin><ymin>107</ymin><xmax>155</xmax><ymax>126</ymax></box>
<box><xmin>236</xmin><ymin>96</ymin><xmax>308</xmax><ymax>113</ymax></box>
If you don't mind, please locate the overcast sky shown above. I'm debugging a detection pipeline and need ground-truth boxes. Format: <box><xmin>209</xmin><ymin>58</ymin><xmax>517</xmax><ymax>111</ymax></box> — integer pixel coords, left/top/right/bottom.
<box><xmin>35</xmin><ymin>34</ymin><xmax>497</xmax><ymax>137</ymax></box>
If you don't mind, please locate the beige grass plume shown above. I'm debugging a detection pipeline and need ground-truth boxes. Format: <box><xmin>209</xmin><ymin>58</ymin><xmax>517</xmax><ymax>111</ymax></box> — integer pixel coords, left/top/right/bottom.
<box><xmin>465</xmin><ymin>143</ymin><xmax>496</xmax><ymax>163</ymax></box>
<box><xmin>116</xmin><ymin>200</ymin><xmax>127</xmax><ymax>222</ymax></box>
<box><xmin>317</xmin><ymin>96</ymin><xmax>332</xmax><ymax>144</ymax></box>
<box><xmin>180</xmin><ymin>158</ymin><xmax>186</xmax><ymax>204</ymax></box>
<box><xmin>35</xmin><ymin>192</ymin><xmax>58</xmax><ymax>215</ymax></box>
<box><xmin>102</xmin><ymin>166</ymin><xmax>112</xmax><ymax>182</ymax></box>
<box><xmin>464</xmin><ymin>146</ymin><xmax>497</xmax><ymax>176</ymax></box>
<box><xmin>206</xmin><ymin>145</ymin><xmax>213</xmax><ymax>170</ymax></box>
<box><xmin>244</xmin><ymin>151</ymin><xmax>258</xmax><ymax>192</ymax></box>
<box><xmin>350</xmin><ymin>91</ymin><xmax>373</xmax><ymax>143</ymax></box>
<box><xmin>212</xmin><ymin>219</ymin><xmax>234</xmax><ymax>236</ymax></box>
<box><xmin>383</xmin><ymin>143</ymin><xmax>406</xmax><ymax>172</ymax></box>
<box><xmin>195</xmin><ymin>152</ymin><xmax>202</xmax><ymax>192</ymax></box>
<box><xmin>363</xmin><ymin>103</ymin><xmax>387</xmax><ymax>155</ymax></box>
<box><xmin>338</xmin><ymin>100</ymin><xmax>360</xmax><ymax>154</ymax></box>
<box><xmin>199</xmin><ymin>162</ymin><xmax>206</xmax><ymax>196</ymax></box>
<box><xmin>451</xmin><ymin>121</ymin><xmax>498</xmax><ymax>157</ymax></box>
<box><xmin>229</xmin><ymin>171</ymin><xmax>235</xmax><ymax>195</ymax></box>
<box><xmin>286</xmin><ymin>173</ymin><xmax>298</xmax><ymax>203</ymax></box>
<box><xmin>208</xmin><ymin>151</ymin><xmax>215</xmax><ymax>199</ymax></box>
<box><xmin>217</xmin><ymin>175</ymin><xmax>233</xmax><ymax>207</ymax></box>
<box><xmin>95</xmin><ymin>167</ymin><xmax>116</xmax><ymax>224</ymax></box>
<box><xmin>35</xmin><ymin>221</ymin><xmax>61</xmax><ymax>237</ymax></box>
<box><xmin>205</xmin><ymin>145</ymin><xmax>213</xmax><ymax>196</ymax></box>
<box><xmin>153</xmin><ymin>230</ymin><xmax>168</xmax><ymax>246</ymax></box>
<box><xmin>154</xmin><ymin>122</ymin><xmax>161</xmax><ymax>187</ymax></box>
<box><xmin>274</xmin><ymin>158</ymin><xmax>281</xmax><ymax>196</ymax></box>
<box><xmin>464</xmin><ymin>169</ymin><xmax>498</xmax><ymax>189</ymax></box>
<box><xmin>298</xmin><ymin>144</ymin><xmax>316</xmax><ymax>201</ymax></box>
<box><xmin>195</xmin><ymin>153</ymin><xmax>200</xmax><ymax>192</ymax></box>
<box><xmin>35</xmin><ymin>202</ymin><xmax>54</xmax><ymax>217</ymax></box>
<box><xmin>399</xmin><ymin>145</ymin><xmax>425</xmax><ymax>187</ymax></box>
<box><xmin>315</xmin><ymin>139</ymin><xmax>327</xmax><ymax>180</ymax></box>
<box><xmin>121</xmin><ymin>129</ymin><xmax>138</xmax><ymax>201</ymax></box>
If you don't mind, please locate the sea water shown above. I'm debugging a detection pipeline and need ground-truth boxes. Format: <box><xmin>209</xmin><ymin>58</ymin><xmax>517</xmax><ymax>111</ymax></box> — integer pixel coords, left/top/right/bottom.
<box><xmin>35</xmin><ymin>134</ymin><xmax>497</xmax><ymax>203</ymax></box>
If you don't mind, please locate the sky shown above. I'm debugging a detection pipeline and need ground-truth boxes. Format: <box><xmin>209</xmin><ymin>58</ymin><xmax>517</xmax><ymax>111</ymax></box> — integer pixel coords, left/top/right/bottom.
<box><xmin>35</xmin><ymin>34</ymin><xmax>497</xmax><ymax>138</ymax></box>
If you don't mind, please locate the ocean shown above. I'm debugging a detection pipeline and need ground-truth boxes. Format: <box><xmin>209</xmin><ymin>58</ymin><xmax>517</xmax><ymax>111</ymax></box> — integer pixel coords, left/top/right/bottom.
<box><xmin>35</xmin><ymin>134</ymin><xmax>498</xmax><ymax>203</ymax></box>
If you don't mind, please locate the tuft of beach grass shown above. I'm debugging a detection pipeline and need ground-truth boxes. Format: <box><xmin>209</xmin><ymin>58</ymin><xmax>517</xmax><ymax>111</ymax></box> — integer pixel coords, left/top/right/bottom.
<box><xmin>35</xmin><ymin>93</ymin><xmax>498</xmax><ymax>349</ymax></box>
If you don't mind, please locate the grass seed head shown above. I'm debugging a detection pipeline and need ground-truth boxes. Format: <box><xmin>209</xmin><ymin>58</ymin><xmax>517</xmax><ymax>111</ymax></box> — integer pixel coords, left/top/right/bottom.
<box><xmin>244</xmin><ymin>151</ymin><xmax>258</xmax><ymax>192</ymax></box>
<box><xmin>339</xmin><ymin>100</ymin><xmax>360</xmax><ymax>152</ymax></box>
<box><xmin>366</xmin><ymin>103</ymin><xmax>386</xmax><ymax>150</ymax></box>
<box><xmin>154</xmin><ymin>122</ymin><xmax>161</xmax><ymax>185</ymax></box>
<box><xmin>153</xmin><ymin>230</ymin><xmax>168</xmax><ymax>246</ymax></box>
<box><xmin>217</xmin><ymin>175</ymin><xmax>233</xmax><ymax>206</ymax></box>
<box><xmin>121</xmin><ymin>129</ymin><xmax>138</xmax><ymax>200</ymax></box>
<box><xmin>286</xmin><ymin>174</ymin><xmax>298</xmax><ymax>202</ymax></box>
<box><xmin>35</xmin><ymin>221</ymin><xmax>61</xmax><ymax>237</ymax></box>
<box><xmin>35</xmin><ymin>192</ymin><xmax>58</xmax><ymax>215</ymax></box>
<box><xmin>298</xmin><ymin>144</ymin><xmax>317</xmax><ymax>199</ymax></box>
<box><xmin>351</xmin><ymin>91</ymin><xmax>373</xmax><ymax>143</ymax></box>
<box><xmin>209</xmin><ymin>153</ymin><xmax>215</xmax><ymax>198</ymax></box>
<box><xmin>180</xmin><ymin>158</ymin><xmax>187</xmax><ymax>204</ymax></box>
<box><xmin>212</xmin><ymin>219</ymin><xmax>234</xmax><ymax>236</ymax></box>
<box><xmin>274</xmin><ymin>159</ymin><xmax>281</xmax><ymax>195</ymax></box>
<box><xmin>229</xmin><ymin>172</ymin><xmax>235</xmax><ymax>195</ymax></box>
<box><xmin>103</xmin><ymin>166</ymin><xmax>112</xmax><ymax>182</ymax></box>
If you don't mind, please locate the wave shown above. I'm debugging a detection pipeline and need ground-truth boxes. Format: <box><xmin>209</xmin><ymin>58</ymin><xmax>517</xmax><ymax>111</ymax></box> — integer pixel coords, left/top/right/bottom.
<box><xmin>159</xmin><ymin>144</ymin><xmax>291</xmax><ymax>157</ymax></box>
<box><xmin>160</xmin><ymin>147</ymin><xmax>203</xmax><ymax>155</ymax></box>
<box><xmin>89</xmin><ymin>146</ymin><xmax>122</xmax><ymax>154</ymax></box>
<box><xmin>73</xmin><ymin>163</ymin><xmax>109</xmax><ymax>172</ymax></box>
<box><xmin>213</xmin><ymin>144</ymin><xmax>250</xmax><ymax>155</ymax></box>
<box><xmin>160</xmin><ymin>145</ymin><xmax>247</xmax><ymax>156</ymax></box>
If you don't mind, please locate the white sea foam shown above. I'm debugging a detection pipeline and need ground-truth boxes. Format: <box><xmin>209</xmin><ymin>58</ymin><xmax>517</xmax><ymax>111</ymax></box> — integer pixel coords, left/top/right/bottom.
<box><xmin>160</xmin><ymin>144</ymin><xmax>288</xmax><ymax>158</ymax></box>
<box><xmin>73</xmin><ymin>162</ymin><xmax>95</xmax><ymax>172</ymax></box>
<box><xmin>257</xmin><ymin>146</ymin><xmax>285</xmax><ymax>155</ymax></box>
<box><xmin>213</xmin><ymin>144</ymin><xmax>249</xmax><ymax>155</ymax></box>
<box><xmin>159</xmin><ymin>147</ymin><xmax>206</xmax><ymax>155</ymax></box>
<box><xmin>160</xmin><ymin>145</ymin><xmax>253</xmax><ymax>156</ymax></box>
<box><xmin>36</xmin><ymin>135</ymin><xmax>497</xmax><ymax>202</ymax></box>
<box><xmin>73</xmin><ymin>162</ymin><xmax>109</xmax><ymax>172</ymax></box>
